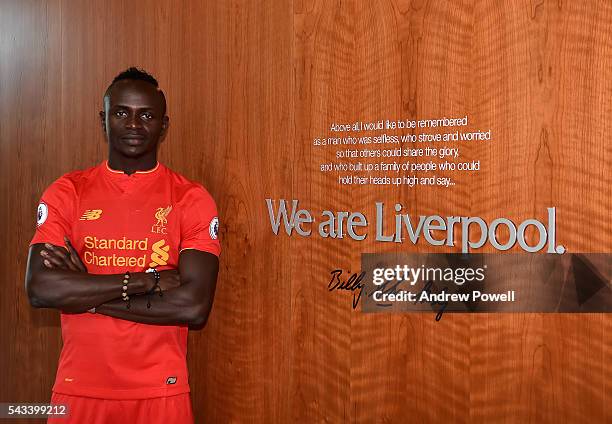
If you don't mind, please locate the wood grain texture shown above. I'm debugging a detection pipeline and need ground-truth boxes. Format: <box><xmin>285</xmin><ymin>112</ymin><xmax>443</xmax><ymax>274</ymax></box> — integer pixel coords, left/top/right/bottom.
<box><xmin>0</xmin><ymin>0</ymin><xmax>610</xmax><ymax>423</ymax></box>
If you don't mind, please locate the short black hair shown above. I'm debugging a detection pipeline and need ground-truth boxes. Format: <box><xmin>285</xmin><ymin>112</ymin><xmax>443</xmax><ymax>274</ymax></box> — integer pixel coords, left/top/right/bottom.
<box><xmin>111</xmin><ymin>67</ymin><xmax>160</xmax><ymax>87</ymax></box>
<box><xmin>104</xmin><ymin>67</ymin><xmax>167</xmax><ymax>113</ymax></box>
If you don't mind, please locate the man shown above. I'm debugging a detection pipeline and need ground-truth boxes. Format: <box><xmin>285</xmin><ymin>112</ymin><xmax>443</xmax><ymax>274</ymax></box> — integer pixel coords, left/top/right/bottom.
<box><xmin>25</xmin><ymin>67</ymin><xmax>220</xmax><ymax>423</ymax></box>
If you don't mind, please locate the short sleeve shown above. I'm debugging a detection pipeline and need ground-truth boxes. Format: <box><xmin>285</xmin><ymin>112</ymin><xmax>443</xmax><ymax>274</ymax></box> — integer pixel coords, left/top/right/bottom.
<box><xmin>29</xmin><ymin>175</ymin><xmax>76</xmax><ymax>247</ymax></box>
<box><xmin>179</xmin><ymin>186</ymin><xmax>221</xmax><ymax>257</ymax></box>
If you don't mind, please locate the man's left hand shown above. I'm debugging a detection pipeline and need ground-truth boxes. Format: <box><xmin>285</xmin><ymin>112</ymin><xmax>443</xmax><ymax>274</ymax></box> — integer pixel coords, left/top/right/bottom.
<box><xmin>40</xmin><ymin>237</ymin><xmax>87</xmax><ymax>272</ymax></box>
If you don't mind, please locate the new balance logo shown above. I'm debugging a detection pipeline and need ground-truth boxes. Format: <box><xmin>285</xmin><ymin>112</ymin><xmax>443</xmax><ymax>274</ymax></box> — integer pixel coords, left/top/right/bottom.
<box><xmin>80</xmin><ymin>209</ymin><xmax>103</xmax><ymax>220</ymax></box>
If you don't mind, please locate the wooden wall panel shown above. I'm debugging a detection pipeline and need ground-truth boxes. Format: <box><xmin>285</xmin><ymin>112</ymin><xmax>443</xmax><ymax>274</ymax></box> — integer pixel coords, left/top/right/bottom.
<box><xmin>0</xmin><ymin>0</ymin><xmax>610</xmax><ymax>423</ymax></box>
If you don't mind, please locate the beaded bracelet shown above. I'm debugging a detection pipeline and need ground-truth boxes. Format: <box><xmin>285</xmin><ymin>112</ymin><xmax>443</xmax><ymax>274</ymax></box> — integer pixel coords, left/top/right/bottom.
<box><xmin>145</xmin><ymin>268</ymin><xmax>162</xmax><ymax>308</ymax></box>
<box><xmin>122</xmin><ymin>271</ymin><xmax>131</xmax><ymax>309</ymax></box>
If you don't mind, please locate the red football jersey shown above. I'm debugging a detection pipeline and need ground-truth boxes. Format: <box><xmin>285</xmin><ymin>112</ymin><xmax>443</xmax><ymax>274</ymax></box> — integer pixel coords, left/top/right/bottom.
<box><xmin>30</xmin><ymin>161</ymin><xmax>220</xmax><ymax>399</ymax></box>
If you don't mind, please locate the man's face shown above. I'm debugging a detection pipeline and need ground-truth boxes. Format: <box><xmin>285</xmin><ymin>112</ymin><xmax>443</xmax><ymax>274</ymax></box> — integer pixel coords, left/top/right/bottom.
<box><xmin>101</xmin><ymin>80</ymin><xmax>168</xmax><ymax>159</ymax></box>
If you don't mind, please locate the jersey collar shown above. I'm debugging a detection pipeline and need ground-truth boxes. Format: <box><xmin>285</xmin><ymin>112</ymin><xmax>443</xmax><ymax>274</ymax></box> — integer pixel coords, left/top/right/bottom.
<box><xmin>101</xmin><ymin>160</ymin><xmax>163</xmax><ymax>180</ymax></box>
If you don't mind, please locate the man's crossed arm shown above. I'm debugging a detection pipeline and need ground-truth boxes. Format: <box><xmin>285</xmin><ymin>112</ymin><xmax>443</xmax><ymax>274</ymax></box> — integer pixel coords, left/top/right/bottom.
<box><xmin>25</xmin><ymin>237</ymin><xmax>219</xmax><ymax>328</ymax></box>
